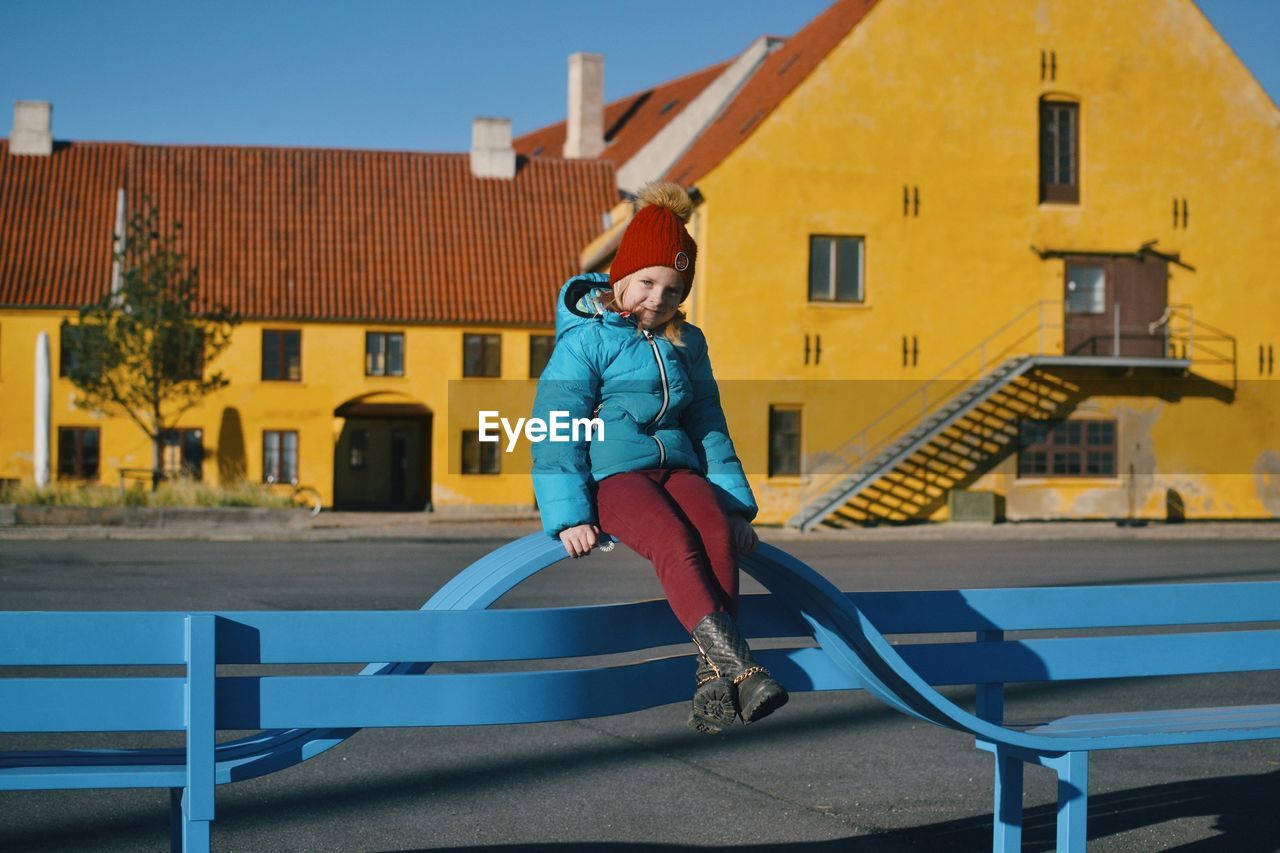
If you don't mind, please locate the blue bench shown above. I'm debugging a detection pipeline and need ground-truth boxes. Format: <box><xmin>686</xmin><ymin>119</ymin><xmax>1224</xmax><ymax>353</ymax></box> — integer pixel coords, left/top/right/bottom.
<box><xmin>3</xmin><ymin>534</ymin><xmax>1279</xmax><ymax>852</ymax></box>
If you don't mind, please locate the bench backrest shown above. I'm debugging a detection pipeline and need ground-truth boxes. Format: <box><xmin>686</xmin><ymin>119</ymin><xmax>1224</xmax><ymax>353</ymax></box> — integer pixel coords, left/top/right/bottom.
<box><xmin>4</xmin><ymin>582</ymin><xmax>1279</xmax><ymax>735</ymax></box>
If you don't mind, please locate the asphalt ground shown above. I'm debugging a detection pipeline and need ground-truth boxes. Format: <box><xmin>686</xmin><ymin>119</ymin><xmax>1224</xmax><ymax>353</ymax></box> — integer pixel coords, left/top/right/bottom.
<box><xmin>2</xmin><ymin>530</ymin><xmax>1280</xmax><ymax>852</ymax></box>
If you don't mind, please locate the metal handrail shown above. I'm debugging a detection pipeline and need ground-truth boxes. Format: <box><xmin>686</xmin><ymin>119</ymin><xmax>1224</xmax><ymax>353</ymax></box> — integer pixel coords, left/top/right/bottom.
<box><xmin>794</xmin><ymin>297</ymin><xmax>1237</xmax><ymax>516</ymax></box>
<box><xmin>802</xmin><ymin>300</ymin><xmax>1063</xmax><ymax>488</ymax></box>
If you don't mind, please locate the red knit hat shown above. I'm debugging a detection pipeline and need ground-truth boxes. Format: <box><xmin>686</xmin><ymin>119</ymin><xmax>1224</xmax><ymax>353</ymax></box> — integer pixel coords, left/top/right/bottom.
<box><xmin>608</xmin><ymin>182</ymin><xmax>697</xmax><ymax>301</ymax></box>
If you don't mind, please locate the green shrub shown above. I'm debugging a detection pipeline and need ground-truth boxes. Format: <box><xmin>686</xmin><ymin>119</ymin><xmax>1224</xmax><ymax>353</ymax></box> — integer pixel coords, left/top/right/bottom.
<box><xmin>0</xmin><ymin>480</ymin><xmax>292</xmax><ymax>509</ymax></box>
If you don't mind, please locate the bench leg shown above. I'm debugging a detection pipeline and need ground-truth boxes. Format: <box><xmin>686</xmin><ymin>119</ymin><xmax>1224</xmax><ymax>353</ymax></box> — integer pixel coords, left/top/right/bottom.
<box><xmin>992</xmin><ymin>747</ymin><xmax>1024</xmax><ymax>853</ymax></box>
<box><xmin>1052</xmin><ymin>751</ymin><xmax>1089</xmax><ymax>853</ymax></box>
<box><xmin>170</xmin><ymin>788</ymin><xmax>211</xmax><ymax>853</ymax></box>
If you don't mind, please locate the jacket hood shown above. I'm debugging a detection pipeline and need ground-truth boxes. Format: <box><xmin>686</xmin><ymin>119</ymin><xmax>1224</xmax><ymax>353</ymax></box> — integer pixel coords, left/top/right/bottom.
<box><xmin>554</xmin><ymin>273</ymin><xmax>614</xmax><ymax>345</ymax></box>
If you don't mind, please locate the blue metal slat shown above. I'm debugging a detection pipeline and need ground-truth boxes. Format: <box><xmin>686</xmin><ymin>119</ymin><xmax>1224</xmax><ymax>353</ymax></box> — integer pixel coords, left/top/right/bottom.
<box><xmin>0</xmin><ymin>678</ymin><xmax>184</xmax><ymax>732</ymax></box>
<box><xmin>0</xmin><ymin>612</ymin><xmax>188</xmax><ymax>665</ymax></box>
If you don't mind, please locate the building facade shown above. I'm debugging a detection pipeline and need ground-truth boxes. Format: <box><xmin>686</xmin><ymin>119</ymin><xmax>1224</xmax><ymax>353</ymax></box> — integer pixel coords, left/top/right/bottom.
<box><xmin>3</xmin><ymin>0</ymin><xmax>1277</xmax><ymax>524</ymax></box>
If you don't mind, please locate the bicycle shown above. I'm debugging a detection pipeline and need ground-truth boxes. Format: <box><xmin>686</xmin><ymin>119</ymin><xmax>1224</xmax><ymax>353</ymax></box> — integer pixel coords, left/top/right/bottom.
<box><xmin>265</xmin><ymin>477</ymin><xmax>324</xmax><ymax>517</ymax></box>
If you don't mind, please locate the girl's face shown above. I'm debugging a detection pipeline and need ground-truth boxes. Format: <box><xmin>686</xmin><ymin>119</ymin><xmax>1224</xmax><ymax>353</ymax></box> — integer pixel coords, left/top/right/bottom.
<box><xmin>617</xmin><ymin>265</ymin><xmax>685</xmax><ymax>329</ymax></box>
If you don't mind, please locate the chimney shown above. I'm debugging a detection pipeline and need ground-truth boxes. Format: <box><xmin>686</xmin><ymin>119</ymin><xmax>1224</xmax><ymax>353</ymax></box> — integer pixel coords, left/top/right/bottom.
<box><xmin>470</xmin><ymin>117</ymin><xmax>516</xmax><ymax>179</ymax></box>
<box><xmin>10</xmin><ymin>100</ymin><xmax>53</xmax><ymax>156</ymax></box>
<box><xmin>563</xmin><ymin>52</ymin><xmax>604</xmax><ymax>159</ymax></box>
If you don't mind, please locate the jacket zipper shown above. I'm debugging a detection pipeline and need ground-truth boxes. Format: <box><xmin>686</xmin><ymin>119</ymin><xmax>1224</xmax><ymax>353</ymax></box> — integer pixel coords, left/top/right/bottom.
<box><xmin>643</xmin><ymin>329</ymin><xmax>669</xmax><ymax>466</ymax></box>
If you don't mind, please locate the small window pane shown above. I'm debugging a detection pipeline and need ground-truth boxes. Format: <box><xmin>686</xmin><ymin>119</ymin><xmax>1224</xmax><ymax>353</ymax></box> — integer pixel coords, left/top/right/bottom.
<box><xmin>263</xmin><ymin>332</ymin><xmax>281</xmax><ymax>380</ymax></box>
<box><xmin>836</xmin><ymin>238</ymin><xmax>863</xmax><ymax>302</ymax></box>
<box><xmin>366</xmin><ymin>333</ymin><xmax>385</xmax><ymax>376</ymax></box>
<box><xmin>483</xmin><ymin>335</ymin><xmax>501</xmax><ymax>377</ymax></box>
<box><xmin>284</xmin><ymin>333</ymin><xmax>301</xmax><ymax>381</ymax></box>
<box><xmin>263</xmin><ymin>432</ymin><xmax>280</xmax><ymax>482</ymax></box>
<box><xmin>1087</xmin><ymin>421</ymin><xmax>1114</xmax><ymax>446</ymax></box>
<box><xmin>462</xmin><ymin>430</ymin><xmax>500</xmax><ymax>474</ymax></box>
<box><xmin>350</xmin><ymin>429</ymin><xmax>367</xmax><ymax>468</ymax></box>
<box><xmin>1020</xmin><ymin>421</ymin><xmax>1050</xmax><ymax>446</ymax></box>
<box><xmin>808</xmin><ymin>237</ymin><xmax>833</xmax><ymax>301</ymax></box>
<box><xmin>282</xmin><ymin>432</ymin><xmax>298</xmax><ymax>482</ymax></box>
<box><xmin>768</xmin><ymin>407</ymin><xmax>801</xmax><ymax>477</ymax></box>
<box><xmin>386</xmin><ymin>334</ymin><xmax>404</xmax><ymax>376</ymax></box>
<box><xmin>1086</xmin><ymin>451</ymin><xmax>1115</xmax><ymax>475</ymax></box>
<box><xmin>1018</xmin><ymin>450</ymin><xmax>1047</xmax><ymax>476</ymax></box>
<box><xmin>529</xmin><ymin>335</ymin><xmax>555</xmax><ymax>378</ymax></box>
<box><xmin>1066</xmin><ymin>266</ymin><xmax>1106</xmax><ymax>314</ymax></box>
<box><xmin>1053</xmin><ymin>451</ymin><xmax>1081</xmax><ymax>475</ymax></box>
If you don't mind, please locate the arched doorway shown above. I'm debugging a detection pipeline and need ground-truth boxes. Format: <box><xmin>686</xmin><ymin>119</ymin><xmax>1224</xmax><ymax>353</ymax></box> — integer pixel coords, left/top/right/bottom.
<box><xmin>333</xmin><ymin>394</ymin><xmax>432</xmax><ymax>511</ymax></box>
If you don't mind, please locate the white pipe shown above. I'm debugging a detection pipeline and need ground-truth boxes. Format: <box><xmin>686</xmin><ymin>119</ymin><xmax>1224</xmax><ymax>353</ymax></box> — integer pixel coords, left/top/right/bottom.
<box><xmin>110</xmin><ymin>188</ymin><xmax>125</xmax><ymax>296</ymax></box>
<box><xmin>34</xmin><ymin>332</ymin><xmax>50</xmax><ymax>487</ymax></box>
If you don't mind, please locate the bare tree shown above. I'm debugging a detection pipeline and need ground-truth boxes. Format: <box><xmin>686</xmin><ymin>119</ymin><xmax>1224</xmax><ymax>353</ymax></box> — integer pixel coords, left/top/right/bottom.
<box><xmin>65</xmin><ymin>203</ymin><xmax>239</xmax><ymax>490</ymax></box>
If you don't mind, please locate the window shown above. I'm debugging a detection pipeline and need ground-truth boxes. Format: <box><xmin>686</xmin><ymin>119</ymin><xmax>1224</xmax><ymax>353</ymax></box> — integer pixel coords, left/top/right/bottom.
<box><xmin>161</xmin><ymin>428</ymin><xmax>204</xmax><ymax>480</ymax></box>
<box><xmin>366</xmin><ymin>331</ymin><xmax>405</xmax><ymax>377</ymax></box>
<box><xmin>1018</xmin><ymin>419</ymin><xmax>1115</xmax><ymax>478</ymax></box>
<box><xmin>263</xmin><ymin>430</ymin><xmax>299</xmax><ymax>484</ymax></box>
<box><xmin>768</xmin><ymin>406</ymin><xmax>802</xmax><ymax>478</ymax></box>
<box><xmin>1040</xmin><ymin>100</ymin><xmax>1079</xmax><ymax>203</ymax></box>
<box><xmin>262</xmin><ymin>330</ymin><xmax>301</xmax><ymax>381</ymax></box>
<box><xmin>162</xmin><ymin>328</ymin><xmax>204</xmax><ymax>381</ymax></box>
<box><xmin>57</xmin><ymin>427</ymin><xmax>100</xmax><ymax>480</ymax></box>
<box><xmin>463</xmin><ymin>333</ymin><xmax>501</xmax><ymax>377</ymax></box>
<box><xmin>59</xmin><ymin>322</ymin><xmax>102</xmax><ymax>379</ymax></box>
<box><xmin>808</xmin><ymin>236</ymin><xmax>864</xmax><ymax>303</ymax></box>
<box><xmin>349</xmin><ymin>429</ymin><xmax>367</xmax><ymax>469</ymax></box>
<box><xmin>461</xmin><ymin>429</ymin><xmax>500</xmax><ymax>474</ymax></box>
<box><xmin>529</xmin><ymin>335</ymin><xmax>555</xmax><ymax>378</ymax></box>
<box><xmin>1065</xmin><ymin>265</ymin><xmax>1106</xmax><ymax>314</ymax></box>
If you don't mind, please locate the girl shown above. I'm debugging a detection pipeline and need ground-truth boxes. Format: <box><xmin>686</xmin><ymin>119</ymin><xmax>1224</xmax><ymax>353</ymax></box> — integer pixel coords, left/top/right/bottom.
<box><xmin>531</xmin><ymin>182</ymin><xmax>787</xmax><ymax>734</ymax></box>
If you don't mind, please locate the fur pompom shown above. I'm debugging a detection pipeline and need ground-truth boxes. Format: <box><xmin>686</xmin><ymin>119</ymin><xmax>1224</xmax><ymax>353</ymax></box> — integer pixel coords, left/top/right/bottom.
<box><xmin>636</xmin><ymin>181</ymin><xmax>693</xmax><ymax>223</ymax></box>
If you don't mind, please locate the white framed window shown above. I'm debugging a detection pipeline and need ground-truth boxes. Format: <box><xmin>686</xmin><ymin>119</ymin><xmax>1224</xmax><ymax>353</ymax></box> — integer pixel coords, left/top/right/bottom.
<box><xmin>808</xmin><ymin>235</ymin><xmax>864</xmax><ymax>303</ymax></box>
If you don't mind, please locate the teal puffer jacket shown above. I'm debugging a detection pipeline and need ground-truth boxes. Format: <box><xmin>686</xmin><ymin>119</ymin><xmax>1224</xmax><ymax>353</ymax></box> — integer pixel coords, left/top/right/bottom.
<box><xmin>532</xmin><ymin>273</ymin><xmax>758</xmax><ymax>538</ymax></box>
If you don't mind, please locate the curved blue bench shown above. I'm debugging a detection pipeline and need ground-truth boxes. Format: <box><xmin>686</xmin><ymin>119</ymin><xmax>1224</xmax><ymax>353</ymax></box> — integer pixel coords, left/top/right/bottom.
<box><xmin>3</xmin><ymin>534</ymin><xmax>1280</xmax><ymax>852</ymax></box>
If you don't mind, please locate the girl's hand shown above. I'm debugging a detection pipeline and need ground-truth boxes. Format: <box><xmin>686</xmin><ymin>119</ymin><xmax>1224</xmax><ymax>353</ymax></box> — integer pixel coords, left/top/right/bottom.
<box><xmin>560</xmin><ymin>523</ymin><xmax>601</xmax><ymax>558</ymax></box>
<box><xmin>729</xmin><ymin>514</ymin><xmax>758</xmax><ymax>553</ymax></box>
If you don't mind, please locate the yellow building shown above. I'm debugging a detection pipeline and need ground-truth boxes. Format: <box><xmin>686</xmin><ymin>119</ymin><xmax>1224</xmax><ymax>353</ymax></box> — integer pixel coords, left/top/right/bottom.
<box><xmin>4</xmin><ymin>0</ymin><xmax>1278</xmax><ymax>525</ymax></box>
<box><xmin>0</xmin><ymin>123</ymin><xmax>616</xmax><ymax>511</ymax></box>
<box><xmin>520</xmin><ymin>0</ymin><xmax>1280</xmax><ymax>525</ymax></box>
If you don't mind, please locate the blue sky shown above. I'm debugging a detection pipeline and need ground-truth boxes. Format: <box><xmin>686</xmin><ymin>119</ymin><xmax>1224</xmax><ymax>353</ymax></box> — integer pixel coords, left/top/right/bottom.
<box><xmin>2</xmin><ymin>1</ymin><xmax>1276</xmax><ymax>152</ymax></box>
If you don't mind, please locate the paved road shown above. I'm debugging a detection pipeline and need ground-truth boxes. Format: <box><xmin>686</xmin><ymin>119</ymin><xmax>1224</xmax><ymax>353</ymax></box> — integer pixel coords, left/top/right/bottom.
<box><xmin>2</xmin><ymin>534</ymin><xmax>1280</xmax><ymax>852</ymax></box>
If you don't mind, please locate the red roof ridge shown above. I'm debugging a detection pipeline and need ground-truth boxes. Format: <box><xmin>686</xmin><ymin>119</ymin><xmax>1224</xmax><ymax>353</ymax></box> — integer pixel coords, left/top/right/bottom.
<box><xmin>664</xmin><ymin>0</ymin><xmax>881</xmax><ymax>187</ymax></box>
<box><xmin>514</xmin><ymin>57</ymin><xmax>733</xmax><ymax>166</ymax></box>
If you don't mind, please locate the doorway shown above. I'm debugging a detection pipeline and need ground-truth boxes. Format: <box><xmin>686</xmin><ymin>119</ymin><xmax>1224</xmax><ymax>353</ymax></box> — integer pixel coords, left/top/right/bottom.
<box><xmin>332</xmin><ymin>397</ymin><xmax>432</xmax><ymax>511</ymax></box>
<box><xmin>1064</xmin><ymin>254</ymin><xmax>1168</xmax><ymax>357</ymax></box>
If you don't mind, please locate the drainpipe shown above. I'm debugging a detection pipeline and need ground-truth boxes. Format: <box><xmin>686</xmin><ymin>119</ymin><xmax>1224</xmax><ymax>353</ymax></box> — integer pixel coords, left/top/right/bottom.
<box><xmin>33</xmin><ymin>333</ymin><xmax>50</xmax><ymax>487</ymax></box>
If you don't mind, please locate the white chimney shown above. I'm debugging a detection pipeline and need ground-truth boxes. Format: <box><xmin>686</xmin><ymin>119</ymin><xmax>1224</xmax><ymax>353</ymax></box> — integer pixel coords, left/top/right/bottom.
<box><xmin>470</xmin><ymin>117</ymin><xmax>516</xmax><ymax>179</ymax></box>
<box><xmin>564</xmin><ymin>52</ymin><xmax>604</xmax><ymax>159</ymax></box>
<box><xmin>11</xmin><ymin>100</ymin><xmax>53</xmax><ymax>156</ymax></box>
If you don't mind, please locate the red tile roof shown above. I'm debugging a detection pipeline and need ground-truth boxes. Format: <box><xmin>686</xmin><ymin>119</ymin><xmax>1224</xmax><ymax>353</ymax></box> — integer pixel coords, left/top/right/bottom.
<box><xmin>0</xmin><ymin>140</ymin><xmax>618</xmax><ymax>325</ymax></box>
<box><xmin>514</xmin><ymin>60</ymin><xmax>731</xmax><ymax>167</ymax></box>
<box><xmin>665</xmin><ymin>0</ymin><xmax>879</xmax><ymax>187</ymax></box>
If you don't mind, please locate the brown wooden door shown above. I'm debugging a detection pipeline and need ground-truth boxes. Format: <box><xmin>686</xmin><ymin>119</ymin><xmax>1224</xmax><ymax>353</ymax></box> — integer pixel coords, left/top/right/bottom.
<box><xmin>1064</xmin><ymin>255</ymin><xmax>1168</xmax><ymax>357</ymax></box>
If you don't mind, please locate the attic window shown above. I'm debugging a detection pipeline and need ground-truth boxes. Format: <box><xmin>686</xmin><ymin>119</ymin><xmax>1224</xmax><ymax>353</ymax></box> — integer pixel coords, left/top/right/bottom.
<box><xmin>778</xmin><ymin>54</ymin><xmax>800</xmax><ymax>75</ymax></box>
<box><xmin>531</xmin><ymin>146</ymin><xmax>544</xmax><ymax>157</ymax></box>
<box><xmin>659</xmin><ymin>99</ymin><xmax>680</xmax><ymax>115</ymax></box>
<box><xmin>739</xmin><ymin>111</ymin><xmax>763</xmax><ymax>136</ymax></box>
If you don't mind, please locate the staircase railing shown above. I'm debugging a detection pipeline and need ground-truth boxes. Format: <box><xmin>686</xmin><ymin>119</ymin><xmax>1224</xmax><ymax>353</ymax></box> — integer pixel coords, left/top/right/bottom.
<box><xmin>801</xmin><ymin>300</ymin><xmax>1063</xmax><ymax>490</ymax></box>
<box><xmin>793</xmin><ymin>298</ymin><xmax>1235</xmax><ymax>519</ymax></box>
<box><xmin>1153</xmin><ymin>303</ymin><xmax>1238</xmax><ymax>389</ymax></box>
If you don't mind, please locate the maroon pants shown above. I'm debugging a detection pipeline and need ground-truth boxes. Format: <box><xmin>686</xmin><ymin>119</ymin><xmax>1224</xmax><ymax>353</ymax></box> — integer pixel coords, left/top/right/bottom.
<box><xmin>596</xmin><ymin>468</ymin><xmax>738</xmax><ymax>633</ymax></box>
